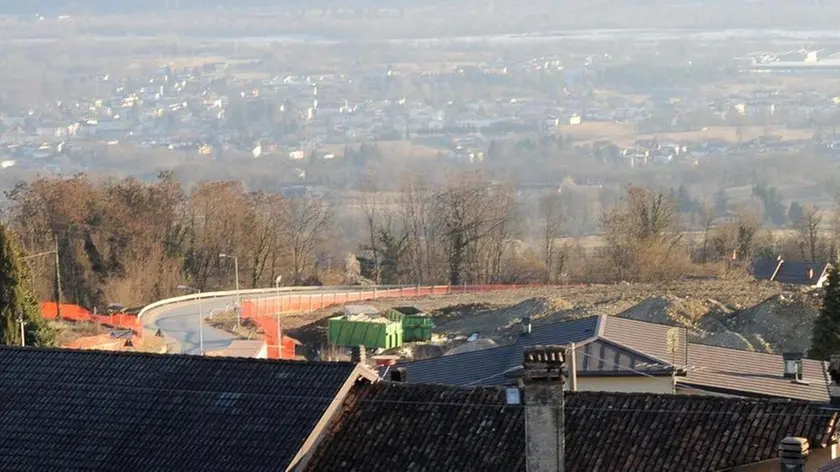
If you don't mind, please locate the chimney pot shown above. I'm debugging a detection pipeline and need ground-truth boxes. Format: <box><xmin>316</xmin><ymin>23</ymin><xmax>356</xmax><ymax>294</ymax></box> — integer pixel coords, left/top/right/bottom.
<box><xmin>523</xmin><ymin>345</ymin><xmax>566</xmax><ymax>383</ymax></box>
<box><xmin>779</xmin><ymin>437</ymin><xmax>809</xmax><ymax>472</ymax></box>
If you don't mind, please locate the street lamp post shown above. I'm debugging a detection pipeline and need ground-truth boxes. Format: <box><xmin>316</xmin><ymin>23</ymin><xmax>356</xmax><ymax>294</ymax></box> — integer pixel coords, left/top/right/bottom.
<box><xmin>177</xmin><ymin>285</ymin><xmax>203</xmax><ymax>355</ymax></box>
<box><xmin>17</xmin><ymin>311</ymin><xmax>27</xmax><ymax>347</ymax></box>
<box><xmin>219</xmin><ymin>253</ymin><xmax>240</xmax><ymax>324</ymax></box>
<box><xmin>274</xmin><ymin>275</ymin><xmax>282</xmax><ymax>315</ymax></box>
<box><xmin>23</xmin><ymin>247</ymin><xmax>61</xmax><ymax>320</ymax></box>
<box><xmin>275</xmin><ymin>275</ymin><xmax>282</xmax><ymax>359</ymax></box>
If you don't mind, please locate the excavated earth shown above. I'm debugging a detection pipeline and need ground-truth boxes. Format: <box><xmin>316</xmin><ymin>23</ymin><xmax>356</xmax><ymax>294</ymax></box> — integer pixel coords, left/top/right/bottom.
<box><xmin>287</xmin><ymin>277</ymin><xmax>823</xmax><ymax>359</ymax></box>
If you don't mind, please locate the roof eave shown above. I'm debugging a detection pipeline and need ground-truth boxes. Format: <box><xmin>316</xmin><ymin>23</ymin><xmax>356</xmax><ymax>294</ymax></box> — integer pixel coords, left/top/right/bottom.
<box><xmin>677</xmin><ymin>381</ymin><xmax>830</xmax><ymax>404</ymax></box>
<box><xmin>287</xmin><ymin>364</ymin><xmax>379</xmax><ymax>471</ymax></box>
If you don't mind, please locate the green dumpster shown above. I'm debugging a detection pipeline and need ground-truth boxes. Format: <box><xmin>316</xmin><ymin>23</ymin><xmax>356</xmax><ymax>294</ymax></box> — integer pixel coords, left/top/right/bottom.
<box><xmin>386</xmin><ymin>306</ymin><xmax>434</xmax><ymax>342</ymax></box>
<box><xmin>328</xmin><ymin>315</ymin><xmax>403</xmax><ymax>350</ymax></box>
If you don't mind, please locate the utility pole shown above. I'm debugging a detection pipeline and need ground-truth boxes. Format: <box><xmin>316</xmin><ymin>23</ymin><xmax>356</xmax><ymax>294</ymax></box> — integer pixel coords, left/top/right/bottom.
<box><xmin>22</xmin><ymin>246</ymin><xmax>61</xmax><ymax>319</ymax></box>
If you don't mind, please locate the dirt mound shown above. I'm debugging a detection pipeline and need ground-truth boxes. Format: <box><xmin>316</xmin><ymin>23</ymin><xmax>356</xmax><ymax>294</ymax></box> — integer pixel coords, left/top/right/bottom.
<box><xmin>404</xmin><ymin>344</ymin><xmax>446</xmax><ymax>361</ymax></box>
<box><xmin>615</xmin><ymin>291</ymin><xmax>822</xmax><ymax>353</ymax></box>
<box><xmin>715</xmin><ymin>293</ymin><xmax>820</xmax><ymax>353</ymax></box>
<box><xmin>432</xmin><ymin>298</ymin><xmax>558</xmax><ymax>337</ymax></box>
<box><xmin>691</xmin><ymin>330</ymin><xmax>755</xmax><ymax>351</ymax></box>
<box><xmin>618</xmin><ymin>295</ymin><xmax>714</xmax><ymax>328</ymax></box>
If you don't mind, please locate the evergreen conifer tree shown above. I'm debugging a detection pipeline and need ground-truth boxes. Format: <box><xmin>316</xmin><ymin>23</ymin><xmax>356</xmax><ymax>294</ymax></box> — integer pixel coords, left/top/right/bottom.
<box><xmin>810</xmin><ymin>267</ymin><xmax>840</xmax><ymax>360</ymax></box>
<box><xmin>0</xmin><ymin>223</ymin><xmax>54</xmax><ymax>346</ymax></box>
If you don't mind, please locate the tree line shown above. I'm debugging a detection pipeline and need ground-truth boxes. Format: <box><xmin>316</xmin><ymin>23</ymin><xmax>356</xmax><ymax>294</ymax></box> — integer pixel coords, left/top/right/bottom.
<box><xmin>3</xmin><ymin>170</ymin><xmax>839</xmax><ymax>312</ymax></box>
<box><xmin>3</xmin><ymin>172</ymin><xmax>330</xmax><ymax>310</ymax></box>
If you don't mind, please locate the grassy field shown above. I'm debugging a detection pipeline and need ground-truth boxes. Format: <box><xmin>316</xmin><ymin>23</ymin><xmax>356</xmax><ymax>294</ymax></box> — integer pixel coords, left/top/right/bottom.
<box><xmin>561</xmin><ymin>123</ymin><xmax>814</xmax><ymax>147</ymax></box>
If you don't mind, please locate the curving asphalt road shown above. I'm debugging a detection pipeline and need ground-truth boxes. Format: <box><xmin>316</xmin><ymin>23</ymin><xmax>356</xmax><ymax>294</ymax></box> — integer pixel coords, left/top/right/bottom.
<box><xmin>144</xmin><ymin>296</ymin><xmax>241</xmax><ymax>355</ymax></box>
<box><xmin>143</xmin><ymin>287</ymin><xmax>363</xmax><ymax>355</ymax></box>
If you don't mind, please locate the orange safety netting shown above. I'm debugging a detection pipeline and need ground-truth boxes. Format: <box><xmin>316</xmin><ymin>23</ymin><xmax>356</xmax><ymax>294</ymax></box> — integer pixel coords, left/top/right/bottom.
<box><xmin>40</xmin><ymin>302</ymin><xmax>143</xmax><ymax>337</ymax></box>
<box><xmin>41</xmin><ymin>284</ymin><xmax>538</xmax><ymax>357</ymax></box>
<box><xmin>241</xmin><ymin>284</ymin><xmax>531</xmax><ymax>360</ymax></box>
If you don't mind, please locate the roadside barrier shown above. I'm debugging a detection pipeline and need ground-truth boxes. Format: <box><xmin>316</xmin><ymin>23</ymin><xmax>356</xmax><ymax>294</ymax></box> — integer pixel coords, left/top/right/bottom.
<box><xmin>47</xmin><ymin>283</ymin><xmax>544</xmax><ymax>354</ymax></box>
<box><xmin>40</xmin><ymin>302</ymin><xmax>143</xmax><ymax>336</ymax></box>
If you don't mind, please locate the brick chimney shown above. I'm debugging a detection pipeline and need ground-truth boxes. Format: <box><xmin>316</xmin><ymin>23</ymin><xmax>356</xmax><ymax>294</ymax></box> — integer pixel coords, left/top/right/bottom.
<box><xmin>829</xmin><ymin>356</ymin><xmax>840</xmax><ymax>405</ymax></box>
<box><xmin>522</xmin><ymin>345</ymin><xmax>566</xmax><ymax>472</ymax></box>
<box><xmin>779</xmin><ymin>437</ymin><xmax>809</xmax><ymax>472</ymax></box>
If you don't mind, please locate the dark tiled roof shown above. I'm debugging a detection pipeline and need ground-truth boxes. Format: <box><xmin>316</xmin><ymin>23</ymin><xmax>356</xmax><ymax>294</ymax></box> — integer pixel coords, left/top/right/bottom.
<box><xmin>397</xmin><ymin>315</ymin><xmax>683</xmax><ymax>386</ymax></box>
<box><xmin>396</xmin><ymin>316</ymin><xmax>599</xmax><ymax>386</ymax></box>
<box><xmin>306</xmin><ymin>383</ymin><xmax>840</xmax><ymax>472</ymax></box>
<box><xmin>398</xmin><ymin>314</ymin><xmax>831</xmax><ymax>401</ymax></box>
<box><xmin>753</xmin><ymin>257</ymin><xmax>783</xmax><ymax>279</ymax></box>
<box><xmin>565</xmin><ymin>391</ymin><xmax>838</xmax><ymax>472</ymax></box>
<box><xmin>604</xmin><ymin>316</ymin><xmax>831</xmax><ymax>401</ymax></box>
<box><xmin>682</xmin><ymin>344</ymin><xmax>830</xmax><ymax>401</ymax></box>
<box><xmin>752</xmin><ymin>258</ymin><xmax>830</xmax><ymax>285</ymax></box>
<box><xmin>0</xmin><ymin>347</ymin><xmax>361</xmax><ymax>471</ymax></box>
<box><xmin>304</xmin><ymin>382</ymin><xmax>525</xmax><ymax>472</ymax></box>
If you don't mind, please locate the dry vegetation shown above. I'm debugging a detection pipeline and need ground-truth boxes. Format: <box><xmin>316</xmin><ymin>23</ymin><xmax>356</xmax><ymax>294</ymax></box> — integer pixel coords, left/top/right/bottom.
<box><xmin>8</xmin><ymin>169</ymin><xmax>840</xmax><ymax>316</ymax></box>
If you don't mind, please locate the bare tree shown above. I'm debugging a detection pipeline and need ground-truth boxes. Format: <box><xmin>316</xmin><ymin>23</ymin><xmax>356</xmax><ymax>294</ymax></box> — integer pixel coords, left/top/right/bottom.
<box><xmin>601</xmin><ymin>187</ymin><xmax>685</xmax><ymax>281</ymax></box>
<box><xmin>469</xmin><ymin>182</ymin><xmax>517</xmax><ymax>284</ymax></box>
<box><xmin>716</xmin><ymin>206</ymin><xmax>762</xmax><ymax>262</ymax></box>
<box><xmin>831</xmin><ymin>197</ymin><xmax>840</xmax><ymax>261</ymax></box>
<box><xmin>375</xmin><ymin>210</ymin><xmax>409</xmax><ymax>284</ymax></box>
<box><xmin>697</xmin><ymin>200</ymin><xmax>716</xmax><ymax>263</ymax></box>
<box><xmin>539</xmin><ymin>192</ymin><xmax>565</xmax><ymax>283</ymax></box>
<box><xmin>245</xmin><ymin>192</ymin><xmax>290</xmax><ymax>288</ymax></box>
<box><xmin>434</xmin><ymin>172</ymin><xmax>516</xmax><ymax>286</ymax></box>
<box><xmin>285</xmin><ymin>197</ymin><xmax>332</xmax><ymax>282</ymax></box>
<box><xmin>359</xmin><ymin>172</ymin><xmax>381</xmax><ymax>283</ymax></box>
<box><xmin>183</xmin><ymin>181</ymin><xmax>252</xmax><ymax>290</ymax></box>
<box><xmin>792</xmin><ymin>204</ymin><xmax>823</xmax><ymax>262</ymax></box>
<box><xmin>398</xmin><ymin>173</ymin><xmax>439</xmax><ymax>284</ymax></box>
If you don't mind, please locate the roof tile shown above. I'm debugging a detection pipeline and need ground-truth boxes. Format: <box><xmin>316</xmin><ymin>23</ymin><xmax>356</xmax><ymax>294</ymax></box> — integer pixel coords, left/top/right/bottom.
<box><xmin>0</xmin><ymin>346</ymin><xmax>359</xmax><ymax>471</ymax></box>
<box><xmin>307</xmin><ymin>382</ymin><xmax>840</xmax><ymax>472</ymax></box>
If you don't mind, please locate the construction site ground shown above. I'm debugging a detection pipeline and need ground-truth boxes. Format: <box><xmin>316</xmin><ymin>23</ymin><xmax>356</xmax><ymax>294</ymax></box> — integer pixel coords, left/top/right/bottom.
<box><xmin>286</xmin><ymin>277</ymin><xmax>823</xmax><ymax>359</ymax></box>
<box><xmin>52</xmin><ymin>320</ymin><xmax>166</xmax><ymax>353</ymax></box>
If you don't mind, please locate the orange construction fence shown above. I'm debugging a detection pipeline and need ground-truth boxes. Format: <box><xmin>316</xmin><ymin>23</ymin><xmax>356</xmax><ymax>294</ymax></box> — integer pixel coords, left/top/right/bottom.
<box><xmin>40</xmin><ymin>302</ymin><xmax>143</xmax><ymax>337</ymax></box>
<box><xmin>241</xmin><ymin>284</ymin><xmax>531</xmax><ymax>360</ymax></box>
<box><xmin>40</xmin><ymin>284</ymin><xmax>538</xmax><ymax>358</ymax></box>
